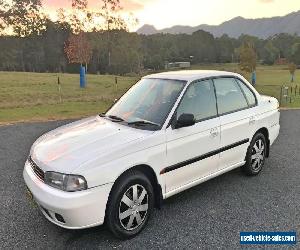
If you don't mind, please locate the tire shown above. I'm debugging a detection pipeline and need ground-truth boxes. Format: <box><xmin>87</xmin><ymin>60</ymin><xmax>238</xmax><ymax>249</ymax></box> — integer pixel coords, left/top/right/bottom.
<box><xmin>105</xmin><ymin>170</ymin><xmax>154</xmax><ymax>239</ymax></box>
<box><xmin>242</xmin><ymin>132</ymin><xmax>267</xmax><ymax>176</ymax></box>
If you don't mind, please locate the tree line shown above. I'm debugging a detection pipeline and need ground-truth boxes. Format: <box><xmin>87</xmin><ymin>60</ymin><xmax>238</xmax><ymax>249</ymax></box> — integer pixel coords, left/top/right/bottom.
<box><xmin>0</xmin><ymin>0</ymin><xmax>300</xmax><ymax>75</ymax></box>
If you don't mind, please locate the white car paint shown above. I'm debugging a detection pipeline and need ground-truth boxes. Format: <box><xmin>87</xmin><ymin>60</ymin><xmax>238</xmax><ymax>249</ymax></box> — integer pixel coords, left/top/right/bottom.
<box><xmin>24</xmin><ymin>70</ymin><xmax>280</xmax><ymax>229</ymax></box>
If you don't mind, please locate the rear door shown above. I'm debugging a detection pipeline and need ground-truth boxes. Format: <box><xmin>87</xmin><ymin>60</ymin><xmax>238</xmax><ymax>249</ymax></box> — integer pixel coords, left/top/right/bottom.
<box><xmin>213</xmin><ymin>77</ymin><xmax>258</xmax><ymax>170</ymax></box>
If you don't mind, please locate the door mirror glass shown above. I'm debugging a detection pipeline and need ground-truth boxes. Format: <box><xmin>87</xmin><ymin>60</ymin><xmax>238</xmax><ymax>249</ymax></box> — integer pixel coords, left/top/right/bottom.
<box><xmin>175</xmin><ymin>113</ymin><xmax>195</xmax><ymax>129</ymax></box>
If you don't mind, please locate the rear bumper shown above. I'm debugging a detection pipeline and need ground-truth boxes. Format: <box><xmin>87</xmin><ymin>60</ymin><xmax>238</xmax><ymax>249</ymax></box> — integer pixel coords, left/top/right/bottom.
<box><xmin>23</xmin><ymin>161</ymin><xmax>113</xmax><ymax>229</ymax></box>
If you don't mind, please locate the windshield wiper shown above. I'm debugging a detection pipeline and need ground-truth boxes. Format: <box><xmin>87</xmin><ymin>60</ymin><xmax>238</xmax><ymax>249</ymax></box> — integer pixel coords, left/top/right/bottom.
<box><xmin>108</xmin><ymin>115</ymin><xmax>124</xmax><ymax>122</ymax></box>
<box><xmin>128</xmin><ymin>119</ymin><xmax>160</xmax><ymax>127</ymax></box>
<box><xmin>99</xmin><ymin>113</ymin><xmax>124</xmax><ymax>122</ymax></box>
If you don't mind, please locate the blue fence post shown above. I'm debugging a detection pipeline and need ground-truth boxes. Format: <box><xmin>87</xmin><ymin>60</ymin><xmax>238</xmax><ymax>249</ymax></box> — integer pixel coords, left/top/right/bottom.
<box><xmin>251</xmin><ymin>71</ymin><xmax>256</xmax><ymax>86</ymax></box>
<box><xmin>80</xmin><ymin>65</ymin><xmax>86</xmax><ymax>88</ymax></box>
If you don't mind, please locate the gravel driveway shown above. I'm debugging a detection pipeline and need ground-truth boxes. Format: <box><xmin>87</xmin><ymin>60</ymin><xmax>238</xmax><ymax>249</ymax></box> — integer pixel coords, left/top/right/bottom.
<box><xmin>0</xmin><ymin>110</ymin><xmax>299</xmax><ymax>249</ymax></box>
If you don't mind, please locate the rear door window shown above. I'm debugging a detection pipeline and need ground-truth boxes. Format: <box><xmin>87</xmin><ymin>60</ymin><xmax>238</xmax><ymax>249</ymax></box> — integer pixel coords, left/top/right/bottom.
<box><xmin>213</xmin><ymin>78</ymin><xmax>248</xmax><ymax>115</ymax></box>
<box><xmin>235</xmin><ymin>79</ymin><xmax>257</xmax><ymax>107</ymax></box>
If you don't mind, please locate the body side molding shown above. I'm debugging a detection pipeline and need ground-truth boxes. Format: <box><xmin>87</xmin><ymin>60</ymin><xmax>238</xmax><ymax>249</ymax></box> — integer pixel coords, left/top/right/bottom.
<box><xmin>160</xmin><ymin>139</ymin><xmax>249</xmax><ymax>174</ymax></box>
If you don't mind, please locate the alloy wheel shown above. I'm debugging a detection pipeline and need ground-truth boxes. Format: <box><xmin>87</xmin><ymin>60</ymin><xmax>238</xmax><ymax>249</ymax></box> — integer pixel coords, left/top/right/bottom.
<box><xmin>119</xmin><ymin>184</ymin><xmax>149</xmax><ymax>231</ymax></box>
<box><xmin>251</xmin><ymin>138</ymin><xmax>265</xmax><ymax>171</ymax></box>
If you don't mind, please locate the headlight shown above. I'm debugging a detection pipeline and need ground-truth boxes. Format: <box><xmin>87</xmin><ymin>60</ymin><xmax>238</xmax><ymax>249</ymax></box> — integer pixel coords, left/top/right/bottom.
<box><xmin>44</xmin><ymin>172</ymin><xmax>87</xmax><ymax>192</ymax></box>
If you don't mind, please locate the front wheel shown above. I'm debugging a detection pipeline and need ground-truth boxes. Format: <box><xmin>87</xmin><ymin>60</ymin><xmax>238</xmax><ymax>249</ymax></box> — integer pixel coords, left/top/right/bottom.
<box><xmin>242</xmin><ymin>133</ymin><xmax>267</xmax><ymax>175</ymax></box>
<box><xmin>105</xmin><ymin>171</ymin><xmax>154</xmax><ymax>239</ymax></box>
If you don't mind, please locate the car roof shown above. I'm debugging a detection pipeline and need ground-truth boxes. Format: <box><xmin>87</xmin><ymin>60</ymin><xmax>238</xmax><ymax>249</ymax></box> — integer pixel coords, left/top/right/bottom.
<box><xmin>143</xmin><ymin>70</ymin><xmax>240</xmax><ymax>82</ymax></box>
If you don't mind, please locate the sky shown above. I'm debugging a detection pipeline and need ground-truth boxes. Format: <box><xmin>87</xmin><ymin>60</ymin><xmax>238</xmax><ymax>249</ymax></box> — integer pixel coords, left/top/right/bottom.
<box><xmin>42</xmin><ymin>0</ymin><xmax>300</xmax><ymax>30</ymax></box>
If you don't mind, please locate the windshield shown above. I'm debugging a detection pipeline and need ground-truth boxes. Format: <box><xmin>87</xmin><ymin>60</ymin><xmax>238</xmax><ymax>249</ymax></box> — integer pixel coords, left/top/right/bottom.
<box><xmin>105</xmin><ymin>78</ymin><xmax>186</xmax><ymax>130</ymax></box>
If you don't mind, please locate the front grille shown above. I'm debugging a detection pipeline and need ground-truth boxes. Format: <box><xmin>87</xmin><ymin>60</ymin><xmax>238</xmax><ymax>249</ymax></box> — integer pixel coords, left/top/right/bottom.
<box><xmin>28</xmin><ymin>156</ymin><xmax>45</xmax><ymax>181</ymax></box>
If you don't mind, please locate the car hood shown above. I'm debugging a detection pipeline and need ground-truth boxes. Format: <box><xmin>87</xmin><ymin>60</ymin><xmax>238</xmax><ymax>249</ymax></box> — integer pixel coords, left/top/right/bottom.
<box><xmin>30</xmin><ymin>116</ymin><xmax>152</xmax><ymax>173</ymax></box>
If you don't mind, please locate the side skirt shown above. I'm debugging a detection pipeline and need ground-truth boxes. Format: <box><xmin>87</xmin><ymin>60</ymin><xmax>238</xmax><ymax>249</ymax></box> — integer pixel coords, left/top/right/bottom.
<box><xmin>163</xmin><ymin>161</ymin><xmax>245</xmax><ymax>199</ymax></box>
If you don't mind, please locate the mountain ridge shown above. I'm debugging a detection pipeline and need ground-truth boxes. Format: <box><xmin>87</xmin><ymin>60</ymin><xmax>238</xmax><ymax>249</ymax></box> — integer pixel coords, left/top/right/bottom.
<box><xmin>137</xmin><ymin>10</ymin><xmax>300</xmax><ymax>38</ymax></box>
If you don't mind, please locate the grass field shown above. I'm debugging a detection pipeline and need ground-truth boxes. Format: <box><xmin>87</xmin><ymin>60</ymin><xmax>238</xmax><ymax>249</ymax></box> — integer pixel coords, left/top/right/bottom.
<box><xmin>1</xmin><ymin>64</ymin><xmax>300</xmax><ymax>124</ymax></box>
<box><xmin>0</xmin><ymin>72</ymin><xmax>139</xmax><ymax>124</ymax></box>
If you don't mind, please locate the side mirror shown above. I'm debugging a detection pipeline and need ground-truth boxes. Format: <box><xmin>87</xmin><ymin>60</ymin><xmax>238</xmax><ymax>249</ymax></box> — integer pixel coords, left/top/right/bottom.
<box><xmin>175</xmin><ymin>113</ymin><xmax>195</xmax><ymax>129</ymax></box>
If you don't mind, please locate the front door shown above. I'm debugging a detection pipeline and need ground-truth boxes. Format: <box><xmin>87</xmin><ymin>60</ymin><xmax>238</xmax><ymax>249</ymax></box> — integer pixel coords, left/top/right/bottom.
<box><xmin>164</xmin><ymin>79</ymin><xmax>221</xmax><ymax>193</ymax></box>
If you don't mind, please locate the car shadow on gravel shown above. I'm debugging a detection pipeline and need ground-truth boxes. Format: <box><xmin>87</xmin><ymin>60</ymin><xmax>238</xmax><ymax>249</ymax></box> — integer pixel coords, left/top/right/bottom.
<box><xmin>61</xmin><ymin>167</ymin><xmax>246</xmax><ymax>249</ymax></box>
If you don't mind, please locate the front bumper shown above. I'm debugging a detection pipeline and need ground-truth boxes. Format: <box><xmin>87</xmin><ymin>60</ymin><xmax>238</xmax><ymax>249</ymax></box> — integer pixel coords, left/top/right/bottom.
<box><xmin>23</xmin><ymin>161</ymin><xmax>113</xmax><ymax>229</ymax></box>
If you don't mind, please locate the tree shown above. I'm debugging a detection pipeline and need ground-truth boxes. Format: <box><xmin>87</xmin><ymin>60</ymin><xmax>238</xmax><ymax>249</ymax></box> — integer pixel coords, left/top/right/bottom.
<box><xmin>0</xmin><ymin>37</ymin><xmax>22</xmax><ymax>71</ymax></box>
<box><xmin>23</xmin><ymin>37</ymin><xmax>45</xmax><ymax>72</ymax></box>
<box><xmin>239</xmin><ymin>42</ymin><xmax>257</xmax><ymax>73</ymax></box>
<box><xmin>238</xmin><ymin>42</ymin><xmax>257</xmax><ymax>85</ymax></box>
<box><xmin>261</xmin><ymin>40</ymin><xmax>279</xmax><ymax>65</ymax></box>
<box><xmin>288</xmin><ymin>43</ymin><xmax>300</xmax><ymax>65</ymax></box>
<box><xmin>288</xmin><ymin>63</ymin><xmax>296</xmax><ymax>83</ymax></box>
<box><xmin>109</xmin><ymin>31</ymin><xmax>142</xmax><ymax>74</ymax></box>
<box><xmin>0</xmin><ymin>0</ymin><xmax>47</xmax><ymax>37</ymax></box>
<box><xmin>271</xmin><ymin>33</ymin><xmax>297</xmax><ymax>58</ymax></box>
<box><xmin>96</xmin><ymin>0</ymin><xmax>130</xmax><ymax>67</ymax></box>
<box><xmin>69</xmin><ymin>0</ymin><xmax>91</xmax><ymax>33</ymax></box>
<box><xmin>43</xmin><ymin>20</ymin><xmax>71</xmax><ymax>72</ymax></box>
<box><xmin>238</xmin><ymin>34</ymin><xmax>266</xmax><ymax>63</ymax></box>
<box><xmin>0</xmin><ymin>0</ymin><xmax>8</xmax><ymax>34</ymax></box>
<box><xmin>64</xmin><ymin>32</ymin><xmax>92</xmax><ymax>70</ymax></box>
<box><xmin>98</xmin><ymin>0</ymin><xmax>128</xmax><ymax>31</ymax></box>
<box><xmin>190</xmin><ymin>30</ymin><xmax>217</xmax><ymax>63</ymax></box>
<box><xmin>216</xmin><ymin>34</ymin><xmax>237</xmax><ymax>63</ymax></box>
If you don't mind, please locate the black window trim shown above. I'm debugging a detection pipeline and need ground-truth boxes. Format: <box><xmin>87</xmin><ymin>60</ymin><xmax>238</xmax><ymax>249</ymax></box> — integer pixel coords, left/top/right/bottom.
<box><xmin>167</xmin><ymin>75</ymin><xmax>259</xmax><ymax>128</ymax></box>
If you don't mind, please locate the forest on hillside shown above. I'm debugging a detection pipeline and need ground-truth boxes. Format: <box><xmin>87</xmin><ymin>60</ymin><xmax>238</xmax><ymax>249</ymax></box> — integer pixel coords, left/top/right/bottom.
<box><xmin>0</xmin><ymin>0</ymin><xmax>300</xmax><ymax>75</ymax></box>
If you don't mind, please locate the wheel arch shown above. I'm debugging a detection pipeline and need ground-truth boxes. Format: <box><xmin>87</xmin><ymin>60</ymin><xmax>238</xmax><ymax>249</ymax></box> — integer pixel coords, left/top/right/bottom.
<box><xmin>106</xmin><ymin>164</ymin><xmax>163</xmax><ymax>216</ymax></box>
<box><xmin>254</xmin><ymin>127</ymin><xmax>270</xmax><ymax>157</ymax></box>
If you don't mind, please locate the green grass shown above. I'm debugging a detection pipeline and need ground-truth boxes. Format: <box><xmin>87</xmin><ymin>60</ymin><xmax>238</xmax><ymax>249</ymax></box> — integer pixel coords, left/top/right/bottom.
<box><xmin>0</xmin><ymin>72</ymin><xmax>139</xmax><ymax>123</ymax></box>
<box><xmin>1</xmin><ymin>65</ymin><xmax>300</xmax><ymax>124</ymax></box>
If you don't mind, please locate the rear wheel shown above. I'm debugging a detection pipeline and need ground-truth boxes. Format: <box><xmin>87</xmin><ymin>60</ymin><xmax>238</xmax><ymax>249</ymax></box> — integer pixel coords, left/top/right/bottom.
<box><xmin>106</xmin><ymin>171</ymin><xmax>154</xmax><ymax>239</ymax></box>
<box><xmin>242</xmin><ymin>133</ymin><xmax>266</xmax><ymax>175</ymax></box>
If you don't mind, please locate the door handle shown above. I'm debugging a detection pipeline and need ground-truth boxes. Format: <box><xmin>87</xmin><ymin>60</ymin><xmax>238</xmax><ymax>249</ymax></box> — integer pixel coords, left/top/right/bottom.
<box><xmin>249</xmin><ymin>116</ymin><xmax>256</xmax><ymax>125</ymax></box>
<box><xmin>210</xmin><ymin>128</ymin><xmax>219</xmax><ymax>137</ymax></box>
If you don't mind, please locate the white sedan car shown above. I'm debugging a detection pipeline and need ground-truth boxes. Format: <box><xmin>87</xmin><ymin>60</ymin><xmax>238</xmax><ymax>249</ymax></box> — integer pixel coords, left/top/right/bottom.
<box><xmin>24</xmin><ymin>70</ymin><xmax>280</xmax><ymax>239</ymax></box>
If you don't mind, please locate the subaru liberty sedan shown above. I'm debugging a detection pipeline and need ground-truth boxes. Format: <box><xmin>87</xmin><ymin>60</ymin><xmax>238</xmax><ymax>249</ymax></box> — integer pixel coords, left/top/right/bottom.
<box><xmin>24</xmin><ymin>70</ymin><xmax>280</xmax><ymax>239</ymax></box>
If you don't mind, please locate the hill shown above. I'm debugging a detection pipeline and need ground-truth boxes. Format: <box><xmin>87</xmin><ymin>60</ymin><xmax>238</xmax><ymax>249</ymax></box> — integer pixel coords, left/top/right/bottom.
<box><xmin>137</xmin><ymin>10</ymin><xmax>300</xmax><ymax>38</ymax></box>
